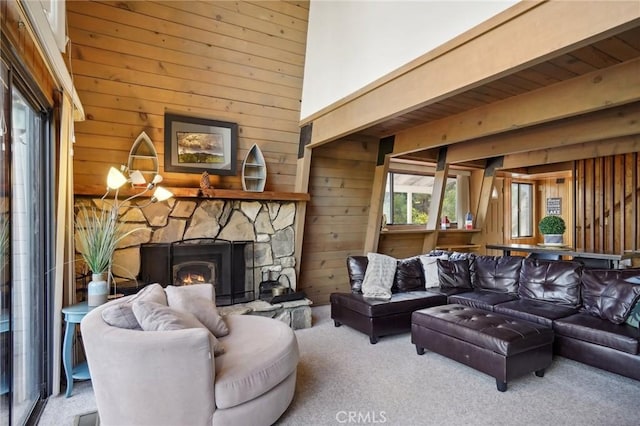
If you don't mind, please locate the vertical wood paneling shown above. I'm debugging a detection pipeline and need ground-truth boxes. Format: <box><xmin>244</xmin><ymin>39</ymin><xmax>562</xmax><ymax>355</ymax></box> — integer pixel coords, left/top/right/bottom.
<box><xmin>67</xmin><ymin>0</ymin><xmax>309</xmax><ymax>192</ymax></box>
<box><xmin>299</xmin><ymin>136</ymin><xmax>378</xmax><ymax>304</ymax></box>
<box><xmin>575</xmin><ymin>152</ymin><xmax>640</xmax><ymax>262</ymax></box>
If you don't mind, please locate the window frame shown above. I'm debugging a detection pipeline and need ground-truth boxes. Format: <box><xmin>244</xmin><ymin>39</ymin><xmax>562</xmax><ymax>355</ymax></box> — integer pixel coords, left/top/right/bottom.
<box><xmin>511</xmin><ymin>181</ymin><xmax>534</xmax><ymax>238</ymax></box>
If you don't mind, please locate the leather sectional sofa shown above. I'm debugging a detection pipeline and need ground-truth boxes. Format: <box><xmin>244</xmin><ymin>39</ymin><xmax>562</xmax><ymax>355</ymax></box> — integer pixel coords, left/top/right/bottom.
<box><xmin>330</xmin><ymin>253</ymin><xmax>640</xmax><ymax>381</ymax></box>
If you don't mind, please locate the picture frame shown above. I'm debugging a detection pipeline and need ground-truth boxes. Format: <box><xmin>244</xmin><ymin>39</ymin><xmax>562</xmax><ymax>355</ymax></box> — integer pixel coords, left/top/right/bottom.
<box><xmin>164</xmin><ymin>113</ymin><xmax>238</xmax><ymax>175</ymax></box>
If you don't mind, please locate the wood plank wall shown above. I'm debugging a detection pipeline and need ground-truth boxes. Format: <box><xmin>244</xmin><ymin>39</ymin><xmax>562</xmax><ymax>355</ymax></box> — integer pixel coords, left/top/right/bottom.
<box><xmin>298</xmin><ymin>136</ymin><xmax>378</xmax><ymax>304</ymax></box>
<box><xmin>576</xmin><ymin>153</ymin><xmax>640</xmax><ymax>262</ymax></box>
<box><xmin>2</xmin><ymin>0</ymin><xmax>56</xmax><ymax>106</ymax></box>
<box><xmin>66</xmin><ymin>0</ymin><xmax>308</xmax><ymax>192</ymax></box>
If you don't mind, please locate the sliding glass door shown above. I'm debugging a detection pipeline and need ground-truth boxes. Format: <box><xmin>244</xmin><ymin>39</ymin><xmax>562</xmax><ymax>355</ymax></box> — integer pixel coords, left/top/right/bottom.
<box><xmin>0</xmin><ymin>51</ymin><xmax>52</xmax><ymax>426</ymax></box>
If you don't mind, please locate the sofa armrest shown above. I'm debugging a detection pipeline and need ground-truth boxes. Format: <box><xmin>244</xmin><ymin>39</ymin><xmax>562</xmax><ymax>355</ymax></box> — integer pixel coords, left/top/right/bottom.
<box><xmin>81</xmin><ymin>304</ymin><xmax>216</xmax><ymax>426</ymax></box>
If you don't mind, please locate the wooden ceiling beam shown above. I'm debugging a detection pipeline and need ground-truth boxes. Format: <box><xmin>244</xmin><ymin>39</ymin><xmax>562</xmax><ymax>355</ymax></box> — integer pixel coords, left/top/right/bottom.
<box><xmin>392</xmin><ymin>57</ymin><xmax>640</xmax><ymax>156</ymax></box>
<box><xmin>502</xmin><ymin>134</ymin><xmax>640</xmax><ymax>170</ymax></box>
<box><xmin>445</xmin><ymin>103</ymin><xmax>640</xmax><ymax>163</ymax></box>
<box><xmin>305</xmin><ymin>1</ymin><xmax>640</xmax><ymax>147</ymax></box>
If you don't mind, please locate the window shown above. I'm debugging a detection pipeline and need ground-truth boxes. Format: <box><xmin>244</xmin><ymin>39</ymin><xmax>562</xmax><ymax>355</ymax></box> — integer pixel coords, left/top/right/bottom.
<box><xmin>511</xmin><ymin>182</ymin><xmax>533</xmax><ymax>238</ymax></box>
<box><xmin>383</xmin><ymin>173</ymin><xmax>456</xmax><ymax>225</ymax></box>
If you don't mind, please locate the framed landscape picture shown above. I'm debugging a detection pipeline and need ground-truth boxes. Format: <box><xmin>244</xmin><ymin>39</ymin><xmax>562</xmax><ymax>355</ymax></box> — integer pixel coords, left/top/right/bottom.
<box><xmin>164</xmin><ymin>113</ymin><xmax>238</xmax><ymax>175</ymax></box>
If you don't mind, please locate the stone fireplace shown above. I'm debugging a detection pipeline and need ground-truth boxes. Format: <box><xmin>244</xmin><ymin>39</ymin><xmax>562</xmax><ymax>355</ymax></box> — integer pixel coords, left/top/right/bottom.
<box><xmin>74</xmin><ymin>197</ymin><xmax>299</xmax><ymax>301</ymax></box>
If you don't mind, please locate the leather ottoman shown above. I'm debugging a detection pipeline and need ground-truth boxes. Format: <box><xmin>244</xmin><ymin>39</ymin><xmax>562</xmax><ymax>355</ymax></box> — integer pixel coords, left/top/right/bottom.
<box><xmin>411</xmin><ymin>304</ymin><xmax>554</xmax><ymax>391</ymax></box>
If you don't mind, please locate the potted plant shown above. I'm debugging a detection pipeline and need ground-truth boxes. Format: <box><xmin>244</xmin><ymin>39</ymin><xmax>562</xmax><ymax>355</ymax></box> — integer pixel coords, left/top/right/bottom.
<box><xmin>75</xmin><ymin>204</ymin><xmax>137</xmax><ymax>306</ymax></box>
<box><xmin>538</xmin><ymin>215</ymin><xmax>566</xmax><ymax>245</ymax></box>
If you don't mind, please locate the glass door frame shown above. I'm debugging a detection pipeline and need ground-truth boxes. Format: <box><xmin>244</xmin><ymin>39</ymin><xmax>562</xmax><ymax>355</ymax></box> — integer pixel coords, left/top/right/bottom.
<box><xmin>1</xmin><ymin>38</ymin><xmax>55</xmax><ymax>426</ymax></box>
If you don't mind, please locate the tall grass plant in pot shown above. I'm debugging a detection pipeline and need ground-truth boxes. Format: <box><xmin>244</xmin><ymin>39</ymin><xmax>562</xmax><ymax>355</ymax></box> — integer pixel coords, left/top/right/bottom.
<box><xmin>538</xmin><ymin>215</ymin><xmax>566</xmax><ymax>246</ymax></box>
<box><xmin>75</xmin><ymin>204</ymin><xmax>139</xmax><ymax>306</ymax></box>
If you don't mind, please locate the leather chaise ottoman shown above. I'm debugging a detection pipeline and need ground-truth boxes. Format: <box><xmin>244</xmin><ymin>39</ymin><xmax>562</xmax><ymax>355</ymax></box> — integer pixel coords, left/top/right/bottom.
<box><xmin>411</xmin><ymin>304</ymin><xmax>554</xmax><ymax>391</ymax></box>
<box><xmin>331</xmin><ymin>291</ymin><xmax>447</xmax><ymax>344</ymax></box>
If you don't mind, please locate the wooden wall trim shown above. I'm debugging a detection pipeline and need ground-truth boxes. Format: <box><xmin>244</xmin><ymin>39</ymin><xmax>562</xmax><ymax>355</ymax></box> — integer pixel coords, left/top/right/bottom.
<box><xmin>306</xmin><ymin>1</ymin><xmax>640</xmax><ymax>147</ymax></box>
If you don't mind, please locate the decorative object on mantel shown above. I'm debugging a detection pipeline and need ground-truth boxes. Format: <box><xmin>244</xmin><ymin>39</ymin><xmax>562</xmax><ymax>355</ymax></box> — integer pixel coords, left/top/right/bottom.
<box><xmin>242</xmin><ymin>143</ymin><xmax>267</xmax><ymax>192</ymax></box>
<box><xmin>538</xmin><ymin>215</ymin><xmax>566</xmax><ymax>246</ymax></box>
<box><xmin>164</xmin><ymin>113</ymin><xmax>238</xmax><ymax>175</ymax></box>
<box><xmin>76</xmin><ymin>166</ymin><xmax>174</xmax><ymax>305</ymax></box>
<box><xmin>200</xmin><ymin>171</ymin><xmax>212</xmax><ymax>190</ymax></box>
<box><xmin>127</xmin><ymin>131</ymin><xmax>159</xmax><ymax>185</ymax></box>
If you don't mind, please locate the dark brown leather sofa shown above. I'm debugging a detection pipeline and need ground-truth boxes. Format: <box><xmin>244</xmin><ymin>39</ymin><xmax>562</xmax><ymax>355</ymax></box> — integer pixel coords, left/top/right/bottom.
<box><xmin>331</xmin><ymin>252</ymin><xmax>640</xmax><ymax>381</ymax></box>
<box><xmin>433</xmin><ymin>255</ymin><xmax>640</xmax><ymax>381</ymax></box>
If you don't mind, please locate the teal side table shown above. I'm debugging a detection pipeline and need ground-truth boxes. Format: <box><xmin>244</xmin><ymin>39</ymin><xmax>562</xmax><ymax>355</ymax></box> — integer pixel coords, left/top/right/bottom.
<box><xmin>62</xmin><ymin>301</ymin><xmax>92</xmax><ymax>397</ymax></box>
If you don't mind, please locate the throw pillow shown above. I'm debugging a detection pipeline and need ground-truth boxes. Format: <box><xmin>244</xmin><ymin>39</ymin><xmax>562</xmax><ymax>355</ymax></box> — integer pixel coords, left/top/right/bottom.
<box><xmin>626</xmin><ymin>300</ymin><xmax>640</xmax><ymax>328</ymax></box>
<box><xmin>361</xmin><ymin>253</ymin><xmax>397</xmax><ymax>300</ymax></box>
<box><xmin>393</xmin><ymin>257</ymin><xmax>425</xmax><ymax>292</ymax></box>
<box><xmin>346</xmin><ymin>256</ymin><xmax>369</xmax><ymax>293</ymax></box>
<box><xmin>437</xmin><ymin>258</ymin><xmax>472</xmax><ymax>289</ymax></box>
<box><xmin>419</xmin><ymin>254</ymin><xmax>449</xmax><ymax>288</ymax></box>
<box><xmin>132</xmin><ymin>300</ymin><xmax>224</xmax><ymax>355</ymax></box>
<box><xmin>165</xmin><ymin>285</ymin><xmax>229</xmax><ymax>337</ymax></box>
<box><xmin>101</xmin><ymin>283</ymin><xmax>167</xmax><ymax>329</ymax></box>
<box><xmin>581</xmin><ymin>269</ymin><xmax>640</xmax><ymax>324</ymax></box>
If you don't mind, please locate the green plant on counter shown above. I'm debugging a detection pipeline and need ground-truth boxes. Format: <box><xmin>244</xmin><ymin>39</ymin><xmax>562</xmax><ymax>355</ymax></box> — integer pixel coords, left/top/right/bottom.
<box><xmin>538</xmin><ymin>215</ymin><xmax>566</xmax><ymax>235</ymax></box>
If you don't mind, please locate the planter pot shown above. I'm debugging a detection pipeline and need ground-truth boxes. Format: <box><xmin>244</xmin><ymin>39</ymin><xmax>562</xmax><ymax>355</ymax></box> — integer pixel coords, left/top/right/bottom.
<box><xmin>88</xmin><ymin>273</ymin><xmax>109</xmax><ymax>307</ymax></box>
<box><xmin>543</xmin><ymin>234</ymin><xmax>564</xmax><ymax>245</ymax></box>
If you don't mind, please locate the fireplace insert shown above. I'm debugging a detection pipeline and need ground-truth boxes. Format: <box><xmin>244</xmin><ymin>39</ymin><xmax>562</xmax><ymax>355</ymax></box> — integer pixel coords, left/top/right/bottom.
<box><xmin>139</xmin><ymin>239</ymin><xmax>254</xmax><ymax>305</ymax></box>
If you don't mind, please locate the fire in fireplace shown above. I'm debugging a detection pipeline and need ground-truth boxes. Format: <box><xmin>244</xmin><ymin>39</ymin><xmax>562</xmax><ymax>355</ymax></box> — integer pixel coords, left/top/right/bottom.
<box><xmin>173</xmin><ymin>261</ymin><xmax>215</xmax><ymax>286</ymax></box>
<box><xmin>139</xmin><ymin>239</ymin><xmax>253</xmax><ymax>305</ymax></box>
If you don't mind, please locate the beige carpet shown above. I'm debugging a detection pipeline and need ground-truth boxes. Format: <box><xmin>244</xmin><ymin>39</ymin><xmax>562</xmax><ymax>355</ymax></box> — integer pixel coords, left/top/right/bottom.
<box><xmin>39</xmin><ymin>305</ymin><xmax>640</xmax><ymax>425</ymax></box>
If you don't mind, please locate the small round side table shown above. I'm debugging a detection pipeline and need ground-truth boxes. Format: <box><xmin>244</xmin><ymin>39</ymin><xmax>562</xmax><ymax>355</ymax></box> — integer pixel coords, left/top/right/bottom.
<box><xmin>62</xmin><ymin>301</ymin><xmax>92</xmax><ymax>397</ymax></box>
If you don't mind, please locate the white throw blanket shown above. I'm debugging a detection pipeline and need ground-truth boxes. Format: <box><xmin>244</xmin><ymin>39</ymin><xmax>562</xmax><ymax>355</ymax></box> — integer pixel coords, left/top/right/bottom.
<box><xmin>361</xmin><ymin>253</ymin><xmax>397</xmax><ymax>300</ymax></box>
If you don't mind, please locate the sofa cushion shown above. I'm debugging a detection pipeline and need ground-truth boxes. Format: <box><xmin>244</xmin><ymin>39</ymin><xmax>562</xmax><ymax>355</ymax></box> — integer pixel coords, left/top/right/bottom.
<box><xmin>437</xmin><ymin>258</ymin><xmax>472</xmax><ymax>289</ymax></box>
<box><xmin>518</xmin><ymin>259</ymin><xmax>582</xmax><ymax>307</ymax></box>
<box><xmin>330</xmin><ymin>291</ymin><xmax>447</xmax><ymax>317</ymax></box>
<box><xmin>494</xmin><ymin>299</ymin><xmax>579</xmax><ymax>327</ymax></box>
<box><xmin>472</xmin><ymin>255</ymin><xmax>522</xmax><ymax>293</ymax></box>
<box><xmin>346</xmin><ymin>256</ymin><xmax>368</xmax><ymax>293</ymax></box>
<box><xmin>101</xmin><ymin>283</ymin><xmax>167</xmax><ymax>329</ymax></box>
<box><xmin>553</xmin><ymin>313</ymin><xmax>639</xmax><ymax>355</ymax></box>
<box><xmin>394</xmin><ymin>257</ymin><xmax>425</xmax><ymax>292</ymax></box>
<box><xmin>131</xmin><ymin>300</ymin><xmax>224</xmax><ymax>355</ymax></box>
<box><xmin>448</xmin><ymin>290</ymin><xmax>518</xmax><ymax>311</ymax></box>
<box><xmin>419</xmin><ymin>253</ymin><xmax>449</xmax><ymax>288</ymax></box>
<box><xmin>215</xmin><ymin>315</ymin><xmax>299</xmax><ymax>409</ymax></box>
<box><xmin>361</xmin><ymin>253</ymin><xmax>397</xmax><ymax>300</ymax></box>
<box><xmin>581</xmin><ymin>268</ymin><xmax>640</xmax><ymax>324</ymax></box>
<box><xmin>165</xmin><ymin>284</ymin><xmax>229</xmax><ymax>337</ymax></box>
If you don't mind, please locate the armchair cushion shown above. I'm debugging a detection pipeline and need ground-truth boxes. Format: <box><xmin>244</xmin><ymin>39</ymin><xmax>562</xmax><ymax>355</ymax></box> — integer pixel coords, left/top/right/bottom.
<box><xmin>100</xmin><ymin>283</ymin><xmax>167</xmax><ymax>329</ymax></box>
<box><xmin>132</xmin><ymin>300</ymin><xmax>225</xmax><ymax>355</ymax></box>
<box><xmin>166</xmin><ymin>285</ymin><xmax>229</xmax><ymax>337</ymax></box>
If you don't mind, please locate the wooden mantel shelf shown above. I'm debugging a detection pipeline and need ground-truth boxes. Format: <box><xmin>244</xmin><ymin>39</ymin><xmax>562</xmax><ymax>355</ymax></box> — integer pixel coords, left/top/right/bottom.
<box><xmin>74</xmin><ymin>185</ymin><xmax>310</xmax><ymax>202</ymax></box>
